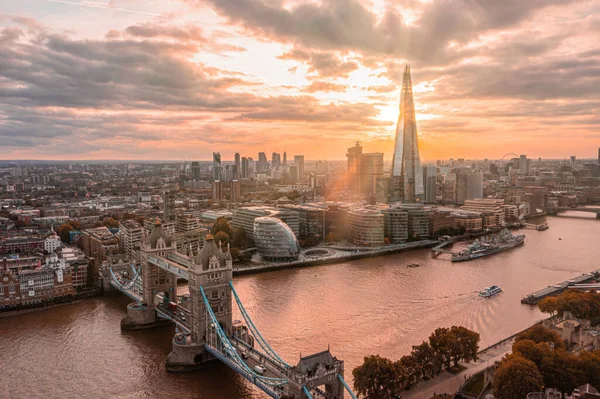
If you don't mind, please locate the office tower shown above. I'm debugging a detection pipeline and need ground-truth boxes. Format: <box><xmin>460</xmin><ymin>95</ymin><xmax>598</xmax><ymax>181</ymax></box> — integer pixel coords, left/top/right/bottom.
<box><xmin>289</xmin><ymin>166</ymin><xmax>298</xmax><ymax>183</ymax></box>
<box><xmin>258</xmin><ymin>152</ymin><xmax>267</xmax><ymax>173</ymax></box>
<box><xmin>283</xmin><ymin>152</ymin><xmax>287</xmax><ymax>166</ymax></box>
<box><xmin>231</xmin><ymin>180</ymin><xmax>241</xmax><ymax>203</ymax></box>
<box><xmin>346</xmin><ymin>142</ymin><xmax>362</xmax><ymax>192</ymax></box>
<box><xmin>212</xmin><ymin>180</ymin><xmax>223</xmax><ymax>201</ymax></box>
<box><xmin>518</xmin><ymin>155</ymin><xmax>529</xmax><ymax>175</ymax></box>
<box><xmin>247</xmin><ymin>157</ymin><xmax>254</xmax><ymax>177</ymax></box>
<box><xmin>294</xmin><ymin>155</ymin><xmax>305</xmax><ymax>182</ymax></box>
<box><xmin>241</xmin><ymin>157</ymin><xmax>249</xmax><ymax>179</ymax></box>
<box><xmin>359</xmin><ymin>153</ymin><xmax>384</xmax><ymax>196</ymax></box>
<box><xmin>571</xmin><ymin>155</ymin><xmax>576</xmax><ymax>165</ymax></box>
<box><xmin>390</xmin><ymin>65</ymin><xmax>424</xmax><ymax>203</ymax></box>
<box><xmin>234</xmin><ymin>153</ymin><xmax>241</xmax><ymax>178</ymax></box>
<box><xmin>212</xmin><ymin>152</ymin><xmax>222</xmax><ymax>181</ymax></box>
<box><xmin>191</xmin><ymin>161</ymin><xmax>201</xmax><ymax>181</ymax></box>
<box><xmin>271</xmin><ymin>152</ymin><xmax>281</xmax><ymax>169</ymax></box>
<box><xmin>598</xmin><ymin>148</ymin><xmax>600</xmax><ymax>164</ymax></box>
<box><xmin>375</xmin><ymin>176</ymin><xmax>390</xmax><ymax>203</ymax></box>
<box><xmin>422</xmin><ymin>164</ymin><xmax>438</xmax><ymax>204</ymax></box>
<box><xmin>163</xmin><ymin>190</ymin><xmax>176</xmax><ymax>222</ymax></box>
<box><xmin>223</xmin><ymin>165</ymin><xmax>235</xmax><ymax>182</ymax></box>
<box><xmin>456</xmin><ymin>170</ymin><xmax>483</xmax><ymax>205</ymax></box>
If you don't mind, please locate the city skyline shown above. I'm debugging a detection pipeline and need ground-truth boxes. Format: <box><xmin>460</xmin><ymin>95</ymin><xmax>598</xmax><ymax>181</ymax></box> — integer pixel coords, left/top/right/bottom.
<box><xmin>1</xmin><ymin>1</ymin><xmax>599</xmax><ymax>161</ymax></box>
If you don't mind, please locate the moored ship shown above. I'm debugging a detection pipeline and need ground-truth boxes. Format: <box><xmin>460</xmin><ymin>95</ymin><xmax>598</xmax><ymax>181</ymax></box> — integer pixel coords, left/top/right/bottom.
<box><xmin>451</xmin><ymin>229</ymin><xmax>525</xmax><ymax>262</ymax></box>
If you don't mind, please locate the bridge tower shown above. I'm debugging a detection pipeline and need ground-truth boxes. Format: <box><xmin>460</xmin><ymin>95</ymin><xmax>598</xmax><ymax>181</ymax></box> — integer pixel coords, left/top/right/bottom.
<box><xmin>121</xmin><ymin>219</ymin><xmax>178</xmax><ymax>330</ymax></box>
<box><xmin>288</xmin><ymin>350</ymin><xmax>345</xmax><ymax>398</ymax></box>
<box><xmin>166</xmin><ymin>234</ymin><xmax>233</xmax><ymax>371</ymax></box>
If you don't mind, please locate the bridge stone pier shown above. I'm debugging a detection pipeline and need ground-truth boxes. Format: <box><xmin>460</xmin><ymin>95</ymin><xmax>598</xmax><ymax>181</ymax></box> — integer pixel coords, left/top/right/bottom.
<box><xmin>166</xmin><ymin>234</ymin><xmax>234</xmax><ymax>371</ymax></box>
<box><xmin>121</xmin><ymin>220</ymin><xmax>178</xmax><ymax>330</ymax></box>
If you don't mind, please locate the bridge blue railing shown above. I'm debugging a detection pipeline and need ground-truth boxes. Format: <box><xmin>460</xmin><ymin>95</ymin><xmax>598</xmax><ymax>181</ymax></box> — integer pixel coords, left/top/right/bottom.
<box><xmin>204</xmin><ymin>344</ymin><xmax>283</xmax><ymax>399</ymax></box>
<box><xmin>337</xmin><ymin>374</ymin><xmax>358</xmax><ymax>399</ymax></box>
<box><xmin>198</xmin><ymin>286</ymin><xmax>288</xmax><ymax>387</ymax></box>
<box><xmin>230</xmin><ymin>281</ymin><xmax>290</xmax><ymax>369</ymax></box>
<box><xmin>302</xmin><ymin>386</ymin><xmax>314</xmax><ymax>399</ymax></box>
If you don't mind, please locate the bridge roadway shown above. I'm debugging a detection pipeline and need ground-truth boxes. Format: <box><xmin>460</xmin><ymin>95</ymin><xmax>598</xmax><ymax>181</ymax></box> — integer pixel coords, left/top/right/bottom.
<box><xmin>117</xmin><ymin>252</ymin><xmax>357</xmax><ymax>398</ymax></box>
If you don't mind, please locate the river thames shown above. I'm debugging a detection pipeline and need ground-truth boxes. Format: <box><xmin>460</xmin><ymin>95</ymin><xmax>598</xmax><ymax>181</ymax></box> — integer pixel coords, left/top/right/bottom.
<box><xmin>1</xmin><ymin>212</ymin><xmax>599</xmax><ymax>398</ymax></box>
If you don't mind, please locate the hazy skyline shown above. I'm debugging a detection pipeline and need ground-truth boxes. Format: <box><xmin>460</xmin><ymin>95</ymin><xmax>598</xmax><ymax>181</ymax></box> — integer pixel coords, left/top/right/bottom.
<box><xmin>1</xmin><ymin>0</ymin><xmax>599</xmax><ymax>161</ymax></box>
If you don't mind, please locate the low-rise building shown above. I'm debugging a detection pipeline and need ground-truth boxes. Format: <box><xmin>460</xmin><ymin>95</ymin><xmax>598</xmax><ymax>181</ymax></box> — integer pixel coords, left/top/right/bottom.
<box><xmin>0</xmin><ymin>236</ymin><xmax>45</xmax><ymax>254</ymax></box>
<box><xmin>382</xmin><ymin>207</ymin><xmax>408</xmax><ymax>243</ymax></box>
<box><xmin>44</xmin><ymin>232</ymin><xmax>62</xmax><ymax>253</ymax></box>
<box><xmin>346</xmin><ymin>207</ymin><xmax>384</xmax><ymax>246</ymax></box>
<box><xmin>233</xmin><ymin>206</ymin><xmax>300</xmax><ymax>241</ymax></box>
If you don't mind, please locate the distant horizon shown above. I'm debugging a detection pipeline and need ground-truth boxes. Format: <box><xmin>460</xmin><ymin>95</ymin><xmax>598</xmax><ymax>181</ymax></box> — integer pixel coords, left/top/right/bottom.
<box><xmin>1</xmin><ymin>1</ymin><xmax>599</xmax><ymax>160</ymax></box>
<box><xmin>1</xmin><ymin>155</ymin><xmax>598</xmax><ymax>164</ymax></box>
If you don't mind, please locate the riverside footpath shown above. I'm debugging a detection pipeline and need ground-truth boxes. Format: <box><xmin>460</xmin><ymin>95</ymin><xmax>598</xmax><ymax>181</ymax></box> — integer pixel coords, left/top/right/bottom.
<box><xmin>401</xmin><ymin>336</ymin><xmax>515</xmax><ymax>399</ymax></box>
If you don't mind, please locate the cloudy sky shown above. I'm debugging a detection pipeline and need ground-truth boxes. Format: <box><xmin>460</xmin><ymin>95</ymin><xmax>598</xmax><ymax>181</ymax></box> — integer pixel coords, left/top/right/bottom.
<box><xmin>1</xmin><ymin>0</ymin><xmax>599</xmax><ymax>161</ymax></box>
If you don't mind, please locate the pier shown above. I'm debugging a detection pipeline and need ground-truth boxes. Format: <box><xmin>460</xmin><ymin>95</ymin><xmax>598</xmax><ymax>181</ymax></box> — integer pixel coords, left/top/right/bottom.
<box><xmin>431</xmin><ymin>239</ymin><xmax>456</xmax><ymax>258</ymax></box>
<box><xmin>521</xmin><ymin>270</ymin><xmax>600</xmax><ymax>305</ymax></box>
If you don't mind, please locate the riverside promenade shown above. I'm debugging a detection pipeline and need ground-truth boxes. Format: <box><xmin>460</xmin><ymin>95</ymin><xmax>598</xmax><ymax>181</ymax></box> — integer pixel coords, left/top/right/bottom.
<box><xmin>233</xmin><ymin>239</ymin><xmax>437</xmax><ymax>276</ymax></box>
<box><xmin>401</xmin><ymin>336</ymin><xmax>515</xmax><ymax>399</ymax></box>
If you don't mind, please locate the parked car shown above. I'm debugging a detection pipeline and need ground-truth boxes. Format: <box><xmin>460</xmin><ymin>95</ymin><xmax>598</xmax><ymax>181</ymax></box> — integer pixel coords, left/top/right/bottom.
<box><xmin>254</xmin><ymin>365</ymin><xmax>265</xmax><ymax>374</ymax></box>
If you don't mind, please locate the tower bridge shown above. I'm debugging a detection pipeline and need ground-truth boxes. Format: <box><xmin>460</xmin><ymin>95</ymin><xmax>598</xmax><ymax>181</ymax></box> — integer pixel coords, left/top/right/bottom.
<box><xmin>548</xmin><ymin>206</ymin><xmax>600</xmax><ymax>219</ymax></box>
<box><xmin>105</xmin><ymin>220</ymin><xmax>356</xmax><ymax>399</ymax></box>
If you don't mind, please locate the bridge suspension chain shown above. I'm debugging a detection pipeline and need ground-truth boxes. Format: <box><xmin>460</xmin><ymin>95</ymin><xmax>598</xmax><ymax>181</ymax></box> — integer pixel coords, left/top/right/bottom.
<box><xmin>198</xmin><ymin>286</ymin><xmax>288</xmax><ymax>386</ymax></box>
<box><xmin>229</xmin><ymin>281</ymin><xmax>291</xmax><ymax>369</ymax></box>
<box><xmin>108</xmin><ymin>265</ymin><xmax>142</xmax><ymax>291</ymax></box>
<box><xmin>302</xmin><ymin>386</ymin><xmax>314</xmax><ymax>399</ymax></box>
<box><xmin>337</xmin><ymin>374</ymin><xmax>358</xmax><ymax>399</ymax></box>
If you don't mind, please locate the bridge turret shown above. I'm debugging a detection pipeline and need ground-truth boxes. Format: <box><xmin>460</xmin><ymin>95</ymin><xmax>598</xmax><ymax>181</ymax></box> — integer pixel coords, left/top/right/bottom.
<box><xmin>166</xmin><ymin>234</ymin><xmax>233</xmax><ymax>371</ymax></box>
<box><xmin>120</xmin><ymin>220</ymin><xmax>177</xmax><ymax>330</ymax></box>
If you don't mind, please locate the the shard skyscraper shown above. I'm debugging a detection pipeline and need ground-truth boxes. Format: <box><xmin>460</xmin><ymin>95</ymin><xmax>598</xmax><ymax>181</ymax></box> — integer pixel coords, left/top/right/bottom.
<box><xmin>390</xmin><ymin>65</ymin><xmax>424</xmax><ymax>203</ymax></box>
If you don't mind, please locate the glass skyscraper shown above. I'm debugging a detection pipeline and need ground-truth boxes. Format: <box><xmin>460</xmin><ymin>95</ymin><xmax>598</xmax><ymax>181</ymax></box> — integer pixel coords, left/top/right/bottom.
<box><xmin>390</xmin><ymin>65</ymin><xmax>424</xmax><ymax>203</ymax></box>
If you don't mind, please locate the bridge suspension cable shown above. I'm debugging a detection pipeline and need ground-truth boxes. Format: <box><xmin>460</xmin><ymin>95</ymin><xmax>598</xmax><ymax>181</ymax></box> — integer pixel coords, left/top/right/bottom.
<box><xmin>230</xmin><ymin>281</ymin><xmax>291</xmax><ymax>369</ymax></box>
<box><xmin>108</xmin><ymin>265</ymin><xmax>142</xmax><ymax>291</ymax></box>
<box><xmin>198</xmin><ymin>286</ymin><xmax>288</xmax><ymax>386</ymax></box>
<box><xmin>337</xmin><ymin>374</ymin><xmax>358</xmax><ymax>399</ymax></box>
<box><xmin>302</xmin><ymin>386</ymin><xmax>314</xmax><ymax>399</ymax></box>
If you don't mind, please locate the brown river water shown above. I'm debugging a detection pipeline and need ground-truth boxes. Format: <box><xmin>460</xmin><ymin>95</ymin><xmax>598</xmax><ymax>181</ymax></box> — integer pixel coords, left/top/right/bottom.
<box><xmin>1</xmin><ymin>212</ymin><xmax>598</xmax><ymax>398</ymax></box>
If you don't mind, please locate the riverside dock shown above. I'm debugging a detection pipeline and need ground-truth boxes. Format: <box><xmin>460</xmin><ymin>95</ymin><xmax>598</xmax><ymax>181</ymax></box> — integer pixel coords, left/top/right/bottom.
<box><xmin>521</xmin><ymin>270</ymin><xmax>600</xmax><ymax>305</ymax></box>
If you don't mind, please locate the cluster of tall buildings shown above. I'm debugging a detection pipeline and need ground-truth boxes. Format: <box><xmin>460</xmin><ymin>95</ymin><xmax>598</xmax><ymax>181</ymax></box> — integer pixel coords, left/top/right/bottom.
<box><xmin>346</xmin><ymin>65</ymin><xmax>486</xmax><ymax>206</ymax></box>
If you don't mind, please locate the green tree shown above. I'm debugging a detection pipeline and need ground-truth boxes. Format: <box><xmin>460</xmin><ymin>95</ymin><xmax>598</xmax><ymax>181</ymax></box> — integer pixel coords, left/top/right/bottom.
<box><xmin>493</xmin><ymin>354</ymin><xmax>544</xmax><ymax>399</ymax></box>
<box><xmin>449</xmin><ymin>326</ymin><xmax>480</xmax><ymax>366</ymax></box>
<box><xmin>539</xmin><ymin>349</ymin><xmax>583</xmax><ymax>394</ymax></box>
<box><xmin>512</xmin><ymin>339</ymin><xmax>553</xmax><ymax>368</ymax></box>
<box><xmin>57</xmin><ymin>223</ymin><xmax>74</xmax><ymax>243</ymax></box>
<box><xmin>396</xmin><ymin>354</ymin><xmax>419</xmax><ymax>388</ymax></box>
<box><xmin>352</xmin><ymin>355</ymin><xmax>399</xmax><ymax>399</ymax></box>
<box><xmin>578</xmin><ymin>350</ymin><xmax>600</xmax><ymax>388</ymax></box>
<box><xmin>516</xmin><ymin>324</ymin><xmax>565</xmax><ymax>350</ymax></box>
<box><xmin>411</xmin><ymin>341</ymin><xmax>441</xmax><ymax>379</ymax></box>
<box><xmin>214</xmin><ymin>231</ymin><xmax>230</xmax><ymax>247</ymax></box>
<box><xmin>212</xmin><ymin>217</ymin><xmax>233</xmax><ymax>237</ymax></box>
<box><xmin>538</xmin><ymin>296</ymin><xmax>559</xmax><ymax>317</ymax></box>
<box><xmin>231</xmin><ymin>226</ymin><xmax>247</xmax><ymax>249</ymax></box>
<box><xmin>428</xmin><ymin>327</ymin><xmax>453</xmax><ymax>369</ymax></box>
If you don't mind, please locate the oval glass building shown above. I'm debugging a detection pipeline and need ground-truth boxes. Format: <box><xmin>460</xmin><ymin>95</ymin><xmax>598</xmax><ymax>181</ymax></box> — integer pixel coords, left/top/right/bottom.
<box><xmin>253</xmin><ymin>216</ymin><xmax>300</xmax><ymax>261</ymax></box>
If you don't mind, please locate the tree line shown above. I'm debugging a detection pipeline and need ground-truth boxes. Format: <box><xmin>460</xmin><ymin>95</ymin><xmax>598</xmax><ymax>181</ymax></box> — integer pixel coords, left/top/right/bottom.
<box><xmin>538</xmin><ymin>289</ymin><xmax>600</xmax><ymax>320</ymax></box>
<box><xmin>352</xmin><ymin>326</ymin><xmax>480</xmax><ymax>399</ymax></box>
<box><xmin>493</xmin><ymin>324</ymin><xmax>600</xmax><ymax>399</ymax></box>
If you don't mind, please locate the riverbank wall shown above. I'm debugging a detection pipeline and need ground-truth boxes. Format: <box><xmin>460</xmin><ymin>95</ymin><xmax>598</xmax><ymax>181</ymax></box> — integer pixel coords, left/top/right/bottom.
<box><xmin>233</xmin><ymin>240</ymin><xmax>438</xmax><ymax>276</ymax></box>
<box><xmin>0</xmin><ymin>289</ymin><xmax>101</xmax><ymax>317</ymax></box>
